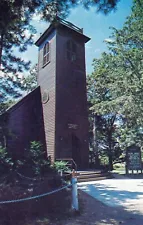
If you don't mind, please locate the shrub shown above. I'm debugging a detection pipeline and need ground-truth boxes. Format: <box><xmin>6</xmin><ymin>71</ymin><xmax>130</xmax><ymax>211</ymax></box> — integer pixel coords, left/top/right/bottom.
<box><xmin>52</xmin><ymin>161</ymin><xmax>69</xmax><ymax>173</ymax></box>
<box><xmin>20</xmin><ymin>141</ymin><xmax>52</xmax><ymax>176</ymax></box>
<box><xmin>0</xmin><ymin>145</ymin><xmax>13</xmax><ymax>175</ymax></box>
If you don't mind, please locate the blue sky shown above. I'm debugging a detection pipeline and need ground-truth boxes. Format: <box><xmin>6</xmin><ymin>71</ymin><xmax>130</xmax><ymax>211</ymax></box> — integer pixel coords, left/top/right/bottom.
<box><xmin>21</xmin><ymin>0</ymin><xmax>133</xmax><ymax>75</ymax></box>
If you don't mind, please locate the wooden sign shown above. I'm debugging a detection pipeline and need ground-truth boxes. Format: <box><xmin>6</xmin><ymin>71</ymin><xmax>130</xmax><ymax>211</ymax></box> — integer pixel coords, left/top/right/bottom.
<box><xmin>126</xmin><ymin>145</ymin><xmax>142</xmax><ymax>174</ymax></box>
<box><xmin>68</xmin><ymin>124</ymin><xmax>78</xmax><ymax>129</ymax></box>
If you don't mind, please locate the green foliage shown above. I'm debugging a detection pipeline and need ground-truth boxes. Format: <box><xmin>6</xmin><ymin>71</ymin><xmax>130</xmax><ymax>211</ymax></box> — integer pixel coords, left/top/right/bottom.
<box><xmin>103</xmin><ymin>0</ymin><xmax>143</xmax><ymax>141</ymax></box>
<box><xmin>0</xmin><ymin>74</ymin><xmax>24</xmax><ymax>106</ymax></box>
<box><xmin>23</xmin><ymin>64</ymin><xmax>38</xmax><ymax>94</ymax></box>
<box><xmin>88</xmin><ymin>0</ymin><xmax>143</xmax><ymax>168</ymax></box>
<box><xmin>0</xmin><ymin>141</ymin><xmax>52</xmax><ymax>176</ymax></box>
<box><xmin>22</xmin><ymin>141</ymin><xmax>51</xmax><ymax>176</ymax></box>
<box><xmin>0</xmin><ymin>72</ymin><xmax>34</xmax><ymax>148</ymax></box>
<box><xmin>53</xmin><ymin>161</ymin><xmax>69</xmax><ymax>173</ymax></box>
<box><xmin>0</xmin><ymin>0</ymin><xmax>35</xmax><ymax>73</ymax></box>
<box><xmin>0</xmin><ymin>65</ymin><xmax>38</xmax><ymax>149</ymax></box>
<box><xmin>0</xmin><ymin>0</ymin><xmax>119</xmax><ymax>74</ymax></box>
<box><xmin>0</xmin><ymin>145</ymin><xmax>13</xmax><ymax>174</ymax></box>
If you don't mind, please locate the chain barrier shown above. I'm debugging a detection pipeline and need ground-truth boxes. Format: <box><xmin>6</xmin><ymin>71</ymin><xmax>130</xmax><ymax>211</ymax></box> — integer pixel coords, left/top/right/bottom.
<box><xmin>0</xmin><ymin>183</ymin><xmax>72</xmax><ymax>205</ymax></box>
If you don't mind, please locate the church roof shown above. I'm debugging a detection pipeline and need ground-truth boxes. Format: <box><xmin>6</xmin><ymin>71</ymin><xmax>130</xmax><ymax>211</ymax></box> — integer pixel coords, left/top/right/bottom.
<box><xmin>1</xmin><ymin>86</ymin><xmax>40</xmax><ymax>116</ymax></box>
<box><xmin>35</xmin><ymin>17</ymin><xmax>90</xmax><ymax>47</ymax></box>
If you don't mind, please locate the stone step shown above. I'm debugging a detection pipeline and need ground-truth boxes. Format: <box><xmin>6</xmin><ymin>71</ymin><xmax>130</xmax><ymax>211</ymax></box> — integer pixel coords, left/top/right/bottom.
<box><xmin>77</xmin><ymin>173</ymin><xmax>109</xmax><ymax>179</ymax></box>
<box><xmin>63</xmin><ymin>170</ymin><xmax>112</xmax><ymax>182</ymax></box>
<box><xmin>76</xmin><ymin>170</ymin><xmax>104</xmax><ymax>176</ymax></box>
<box><xmin>77</xmin><ymin>171</ymin><xmax>112</xmax><ymax>182</ymax></box>
<box><xmin>77</xmin><ymin>176</ymin><xmax>111</xmax><ymax>183</ymax></box>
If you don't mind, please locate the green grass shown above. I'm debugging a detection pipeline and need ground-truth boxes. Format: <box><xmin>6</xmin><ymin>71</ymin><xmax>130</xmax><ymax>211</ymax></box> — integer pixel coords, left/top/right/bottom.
<box><xmin>113</xmin><ymin>163</ymin><xmax>125</xmax><ymax>174</ymax></box>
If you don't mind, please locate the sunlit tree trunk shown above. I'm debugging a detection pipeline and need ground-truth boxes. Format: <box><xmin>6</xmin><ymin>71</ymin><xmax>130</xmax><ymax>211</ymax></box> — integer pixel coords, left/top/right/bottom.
<box><xmin>93</xmin><ymin>114</ymin><xmax>100</xmax><ymax>168</ymax></box>
<box><xmin>0</xmin><ymin>32</ymin><xmax>4</xmax><ymax>69</ymax></box>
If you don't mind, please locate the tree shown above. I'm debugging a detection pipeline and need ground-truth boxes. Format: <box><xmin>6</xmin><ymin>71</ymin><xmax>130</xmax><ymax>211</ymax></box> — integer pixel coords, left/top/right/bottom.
<box><xmin>0</xmin><ymin>0</ymin><xmax>119</xmax><ymax>74</ymax></box>
<box><xmin>23</xmin><ymin>64</ymin><xmax>38</xmax><ymax>94</ymax></box>
<box><xmin>103</xmin><ymin>0</ymin><xmax>143</xmax><ymax>146</ymax></box>
<box><xmin>0</xmin><ymin>71</ymin><xmax>24</xmax><ymax>149</ymax></box>
<box><xmin>88</xmin><ymin>0</ymin><xmax>143</xmax><ymax>167</ymax></box>
<box><xmin>87</xmin><ymin>64</ymin><xmax>122</xmax><ymax>170</ymax></box>
<box><xmin>0</xmin><ymin>66</ymin><xmax>38</xmax><ymax>148</ymax></box>
<box><xmin>0</xmin><ymin>0</ymin><xmax>37</xmax><ymax>73</ymax></box>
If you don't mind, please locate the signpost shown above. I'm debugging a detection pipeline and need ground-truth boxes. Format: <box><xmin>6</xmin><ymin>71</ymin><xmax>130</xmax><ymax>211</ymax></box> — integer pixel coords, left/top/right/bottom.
<box><xmin>126</xmin><ymin>145</ymin><xmax>142</xmax><ymax>174</ymax></box>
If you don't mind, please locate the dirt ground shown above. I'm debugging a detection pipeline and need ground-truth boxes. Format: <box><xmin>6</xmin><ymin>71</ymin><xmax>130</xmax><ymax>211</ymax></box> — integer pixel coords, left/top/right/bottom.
<box><xmin>56</xmin><ymin>190</ymin><xmax>143</xmax><ymax>225</ymax></box>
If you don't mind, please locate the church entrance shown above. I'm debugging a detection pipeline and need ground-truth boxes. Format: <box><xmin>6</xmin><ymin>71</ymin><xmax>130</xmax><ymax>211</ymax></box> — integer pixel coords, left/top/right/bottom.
<box><xmin>72</xmin><ymin>134</ymin><xmax>81</xmax><ymax>169</ymax></box>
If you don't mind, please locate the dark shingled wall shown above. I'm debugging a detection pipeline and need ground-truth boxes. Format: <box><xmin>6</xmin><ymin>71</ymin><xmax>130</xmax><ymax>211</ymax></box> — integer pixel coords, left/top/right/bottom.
<box><xmin>37</xmin><ymin>30</ymin><xmax>56</xmax><ymax>162</ymax></box>
<box><xmin>55</xmin><ymin>26</ymin><xmax>89</xmax><ymax>168</ymax></box>
<box><xmin>4</xmin><ymin>87</ymin><xmax>46</xmax><ymax>158</ymax></box>
<box><xmin>36</xmin><ymin>21</ymin><xmax>89</xmax><ymax>168</ymax></box>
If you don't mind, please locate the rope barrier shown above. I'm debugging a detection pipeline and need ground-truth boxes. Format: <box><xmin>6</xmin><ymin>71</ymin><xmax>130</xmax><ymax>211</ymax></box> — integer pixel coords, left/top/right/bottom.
<box><xmin>17</xmin><ymin>172</ymin><xmax>71</xmax><ymax>181</ymax></box>
<box><xmin>0</xmin><ymin>183</ymin><xmax>72</xmax><ymax>205</ymax></box>
<box><xmin>17</xmin><ymin>172</ymin><xmax>41</xmax><ymax>181</ymax></box>
<box><xmin>0</xmin><ymin>170</ymin><xmax>79</xmax><ymax>211</ymax></box>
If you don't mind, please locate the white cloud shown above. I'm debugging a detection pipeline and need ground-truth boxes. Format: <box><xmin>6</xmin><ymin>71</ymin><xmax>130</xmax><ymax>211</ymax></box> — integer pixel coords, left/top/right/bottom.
<box><xmin>32</xmin><ymin>13</ymin><xmax>42</xmax><ymax>22</ymax></box>
<box><xmin>24</xmin><ymin>29</ymin><xmax>31</xmax><ymax>39</ymax></box>
<box><xmin>33</xmin><ymin>33</ymin><xmax>39</xmax><ymax>42</ymax></box>
<box><xmin>23</xmin><ymin>29</ymin><xmax>39</xmax><ymax>42</ymax></box>
<box><xmin>104</xmin><ymin>38</ymin><xmax>114</xmax><ymax>43</ymax></box>
<box><xmin>0</xmin><ymin>70</ymin><xmax>4</xmax><ymax>77</ymax></box>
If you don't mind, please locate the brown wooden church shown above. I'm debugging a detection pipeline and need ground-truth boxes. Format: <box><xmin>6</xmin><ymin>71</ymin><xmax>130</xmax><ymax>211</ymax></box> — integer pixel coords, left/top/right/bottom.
<box><xmin>2</xmin><ymin>18</ymin><xmax>90</xmax><ymax>169</ymax></box>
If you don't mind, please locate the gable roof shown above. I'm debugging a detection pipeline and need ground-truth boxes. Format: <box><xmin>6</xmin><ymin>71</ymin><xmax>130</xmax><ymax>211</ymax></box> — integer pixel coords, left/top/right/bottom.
<box><xmin>1</xmin><ymin>86</ymin><xmax>40</xmax><ymax>116</ymax></box>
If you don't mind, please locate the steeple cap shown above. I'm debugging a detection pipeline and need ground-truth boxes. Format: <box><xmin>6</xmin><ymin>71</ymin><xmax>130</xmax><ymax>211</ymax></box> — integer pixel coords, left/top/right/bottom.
<box><xmin>35</xmin><ymin>17</ymin><xmax>90</xmax><ymax>47</ymax></box>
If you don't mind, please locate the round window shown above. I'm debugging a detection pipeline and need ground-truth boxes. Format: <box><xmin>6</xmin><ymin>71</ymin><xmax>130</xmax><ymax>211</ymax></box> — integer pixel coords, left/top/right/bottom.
<box><xmin>42</xmin><ymin>90</ymin><xmax>49</xmax><ymax>104</ymax></box>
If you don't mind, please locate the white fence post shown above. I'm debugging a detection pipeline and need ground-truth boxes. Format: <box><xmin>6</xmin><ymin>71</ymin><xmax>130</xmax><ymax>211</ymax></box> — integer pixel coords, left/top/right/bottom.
<box><xmin>71</xmin><ymin>169</ymin><xmax>79</xmax><ymax>211</ymax></box>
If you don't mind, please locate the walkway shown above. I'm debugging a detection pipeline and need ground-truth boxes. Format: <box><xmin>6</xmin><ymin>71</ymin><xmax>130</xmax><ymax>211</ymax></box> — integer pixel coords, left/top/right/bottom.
<box><xmin>77</xmin><ymin>178</ymin><xmax>143</xmax><ymax>224</ymax></box>
<box><xmin>78</xmin><ymin>178</ymin><xmax>143</xmax><ymax>214</ymax></box>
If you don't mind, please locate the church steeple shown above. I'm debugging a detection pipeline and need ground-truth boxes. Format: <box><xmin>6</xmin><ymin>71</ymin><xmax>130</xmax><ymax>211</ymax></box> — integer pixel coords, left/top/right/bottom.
<box><xmin>35</xmin><ymin>19</ymin><xmax>90</xmax><ymax>168</ymax></box>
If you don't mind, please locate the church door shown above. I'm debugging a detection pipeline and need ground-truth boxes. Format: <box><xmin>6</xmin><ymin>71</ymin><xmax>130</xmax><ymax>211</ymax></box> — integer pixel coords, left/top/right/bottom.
<box><xmin>72</xmin><ymin>134</ymin><xmax>81</xmax><ymax>168</ymax></box>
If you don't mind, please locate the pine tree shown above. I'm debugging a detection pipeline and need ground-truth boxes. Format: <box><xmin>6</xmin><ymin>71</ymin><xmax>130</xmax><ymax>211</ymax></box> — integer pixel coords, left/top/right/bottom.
<box><xmin>0</xmin><ymin>0</ymin><xmax>119</xmax><ymax>74</ymax></box>
<box><xmin>88</xmin><ymin>0</ymin><xmax>143</xmax><ymax>158</ymax></box>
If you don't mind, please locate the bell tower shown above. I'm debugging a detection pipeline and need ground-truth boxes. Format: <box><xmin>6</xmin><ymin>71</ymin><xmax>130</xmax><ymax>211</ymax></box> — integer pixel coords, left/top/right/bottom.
<box><xmin>35</xmin><ymin>18</ymin><xmax>90</xmax><ymax>168</ymax></box>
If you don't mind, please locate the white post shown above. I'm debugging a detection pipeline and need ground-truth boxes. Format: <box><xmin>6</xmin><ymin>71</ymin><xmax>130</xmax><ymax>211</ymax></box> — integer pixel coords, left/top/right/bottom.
<box><xmin>60</xmin><ymin>170</ymin><xmax>63</xmax><ymax>177</ymax></box>
<box><xmin>71</xmin><ymin>169</ymin><xmax>79</xmax><ymax>211</ymax></box>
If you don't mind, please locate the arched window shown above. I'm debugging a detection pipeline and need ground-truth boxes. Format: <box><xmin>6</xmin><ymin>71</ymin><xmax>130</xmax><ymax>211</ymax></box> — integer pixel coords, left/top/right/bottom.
<box><xmin>43</xmin><ymin>42</ymin><xmax>50</xmax><ymax>66</ymax></box>
<box><xmin>66</xmin><ymin>40</ymin><xmax>77</xmax><ymax>61</ymax></box>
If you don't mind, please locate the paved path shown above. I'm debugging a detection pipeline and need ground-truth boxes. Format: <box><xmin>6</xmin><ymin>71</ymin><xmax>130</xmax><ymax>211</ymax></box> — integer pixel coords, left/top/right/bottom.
<box><xmin>78</xmin><ymin>179</ymin><xmax>143</xmax><ymax>215</ymax></box>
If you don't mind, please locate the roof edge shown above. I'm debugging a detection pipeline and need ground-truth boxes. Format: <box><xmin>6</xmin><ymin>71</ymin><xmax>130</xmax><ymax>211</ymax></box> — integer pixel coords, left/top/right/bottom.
<box><xmin>2</xmin><ymin>86</ymin><xmax>41</xmax><ymax>116</ymax></box>
<box><xmin>35</xmin><ymin>18</ymin><xmax>90</xmax><ymax>47</ymax></box>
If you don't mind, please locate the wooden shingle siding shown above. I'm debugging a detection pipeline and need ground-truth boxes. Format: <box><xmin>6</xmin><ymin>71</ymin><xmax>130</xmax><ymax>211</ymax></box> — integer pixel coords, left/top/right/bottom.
<box><xmin>0</xmin><ymin>19</ymin><xmax>90</xmax><ymax>169</ymax></box>
<box><xmin>55</xmin><ymin>26</ymin><xmax>89</xmax><ymax>168</ymax></box>
<box><xmin>37</xmin><ymin>30</ymin><xmax>56</xmax><ymax>162</ymax></box>
<box><xmin>36</xmin><ymin>20</ymin><xmax>90</xmax><ymax>168</ymax></box>
<box><xmin>5</xmin><ymin>87</ymin><xmax>46</xmax><ymax>158</ymax></box>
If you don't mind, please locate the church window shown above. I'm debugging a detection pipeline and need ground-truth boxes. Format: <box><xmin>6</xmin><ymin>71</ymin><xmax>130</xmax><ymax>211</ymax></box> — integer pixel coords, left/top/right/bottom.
<box><xmin>43</xmin><ymin>42</ymin><xmax>50</xmax><ymax>66</ymax></box>
<box><xmin>66</xmin><ymin>40</ymin><xmax>77</xmax><ymax>61</ymax></box>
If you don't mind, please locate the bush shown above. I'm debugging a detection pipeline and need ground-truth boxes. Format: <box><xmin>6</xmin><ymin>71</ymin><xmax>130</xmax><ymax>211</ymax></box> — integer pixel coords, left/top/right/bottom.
<box><xmin>52</xmin><ymin>161</ymin><xmax>69</xmax><ymax>173</ymax></box>
<box><xmin>0</xmin><ymin>145</ymin><xmax>13</xmax><ymax>175</ymax></box>
<box><xmin>19</xmin><ymin>141</ymin><xmax>52</xmax><ymax>176</ymax></box>
<box><xmin>0</xmin><ymin>176</ymin><xmax>71</xmax><ymax>225</ymax></box>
